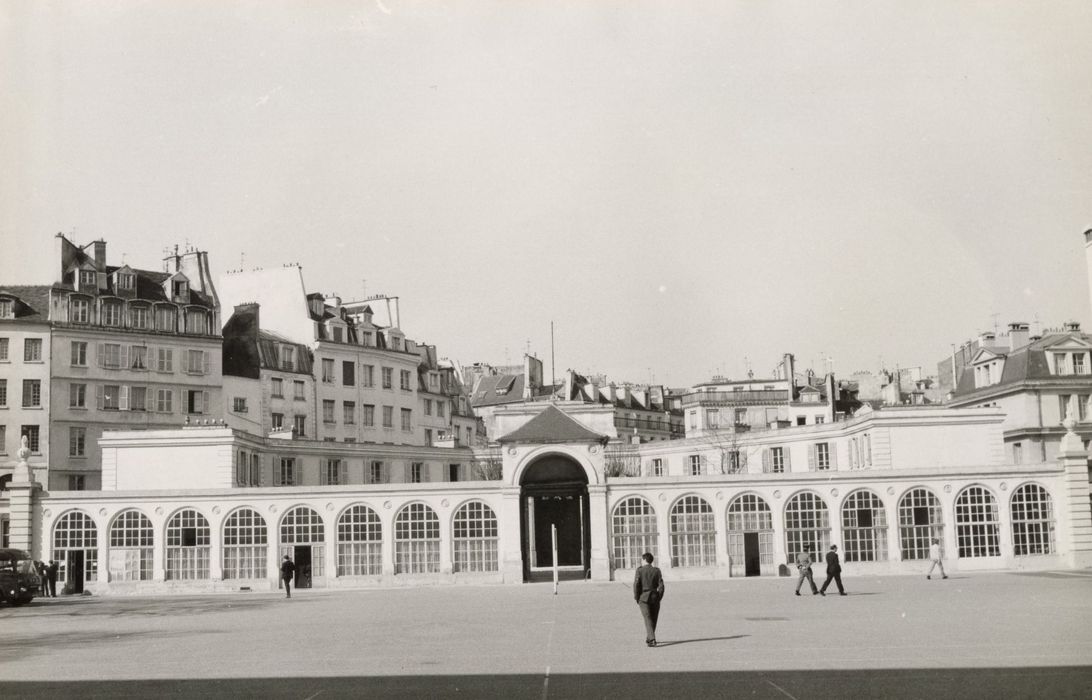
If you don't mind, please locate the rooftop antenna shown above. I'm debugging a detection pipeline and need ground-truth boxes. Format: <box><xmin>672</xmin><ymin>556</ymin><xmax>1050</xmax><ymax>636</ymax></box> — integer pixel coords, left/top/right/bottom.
<box><xmin>551</xmin><ymin>321</ymin><xmax>556</xmax><ymax>390</ymax></box>
<box><xmin>361</xmin><ymin>278</ymin><xmax>367</xmax><ymax>298</ymax></box>
<box><xmin>240</xmin><ymin>251</ymin><xmax>245</xmax><ymax>268</ymax></box>
<box><xmin>990</xmin><ymin>312</ymin><xmax>1000</xmax><ymax>334</ymax></box>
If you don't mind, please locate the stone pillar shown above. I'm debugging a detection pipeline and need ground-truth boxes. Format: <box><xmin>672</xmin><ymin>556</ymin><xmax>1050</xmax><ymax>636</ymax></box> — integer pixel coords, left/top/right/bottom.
<box><xmin>499</xmin><ymin>487</ymin><xmax>523</xmax><ymax>583</ymax></box>
<box><xmin>657</xmin><ymin>494</ymin><xmax>673</xmax><ymax>573</ymax></box>
<box><xmin>208</xmin><ymin>508</ymin><xmax>224</xmax><ymax>581</ymax></box>
<box><xmin>1058</xmin><ymin>418</ymin><xmax>1092</xmax><ymax>568</ymax></box>
<box><xmin>324</xmin><ymin>508</ymin><xmax>338</xmax><ymax>585</ymax></box>
<box><xmin>6</xmin><ymin>438</ymin><xmax>41</xmax><ymax>554</ymax></box>
<box><xmin>769</xmin><ymin>490</ymin><xmax>787</xmax><ymax>575</ymax></box>
<box><xmin>381</xmin><ymin>502</ymin><xmax>396</xmax><ymax>578</ymax></box>
<box><xmin>438</xmin><ymin>500</ymin><xmax>453</xmax><ymax>575</ymax></box>
<box><xmin>587</xmin><ymin>484</ymin><xmax>610</xmax><ymax>581</ymax></box>
<box><xmin>884</xmin><ymin>490</ymin><xmax>901</xmax><ymax>573</ymax></box>
<box><xmin>712</xmin><ymin>491</ymin><xmax>729</xmax><ymax>577</ymax></box>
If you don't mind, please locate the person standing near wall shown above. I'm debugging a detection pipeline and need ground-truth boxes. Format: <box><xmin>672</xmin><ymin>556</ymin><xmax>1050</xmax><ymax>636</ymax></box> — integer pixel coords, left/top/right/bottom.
<box><xmin>633</xmin><ymin>552</ymin><xmax>665</xmax><ymax>647</ymax></box>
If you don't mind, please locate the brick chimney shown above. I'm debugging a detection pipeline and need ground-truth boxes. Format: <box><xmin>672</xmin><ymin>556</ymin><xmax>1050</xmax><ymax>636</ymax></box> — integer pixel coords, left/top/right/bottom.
<box><xmin>1008</xmin><ymin>322</ymin><xmax>1030</xmax><ymax>350</ymax></box>
<box><xmin>92</xmin><ymin>240</ymin><xmax>107</xmax><ymax>270</ymax></box>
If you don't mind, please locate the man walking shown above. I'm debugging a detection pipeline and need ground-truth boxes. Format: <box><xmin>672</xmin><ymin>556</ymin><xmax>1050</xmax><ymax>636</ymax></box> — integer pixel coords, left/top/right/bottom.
<box><xmin>819</xmin><ymin>544</ymin><xmax>846</xmax><ymax>596</ymax></box>
<box><xmin>280</xmin><ymin>555</ymin><xmax>296</xmax><ymax>598</ymax></box>
<box><xmin>927</xmin><ymin>538</ymin><xmax>948</xmax><ymax>580</ymax></box>
<box><xmin>795</xmin><ymin>550</ymin><xmax>818</xmax><ymax>596</ymax></box>
<box><xmin>633</xmin><ymin>552</ymin><xmax>665</xmax><ymax>647</ymax></box>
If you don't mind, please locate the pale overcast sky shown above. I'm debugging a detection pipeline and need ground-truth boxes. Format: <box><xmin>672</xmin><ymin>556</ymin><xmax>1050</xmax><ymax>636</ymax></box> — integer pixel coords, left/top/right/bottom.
<box><xmin>3</xmin><ymin>1</ymin><xmax>1091</xmax><ymax>387</ymax></box>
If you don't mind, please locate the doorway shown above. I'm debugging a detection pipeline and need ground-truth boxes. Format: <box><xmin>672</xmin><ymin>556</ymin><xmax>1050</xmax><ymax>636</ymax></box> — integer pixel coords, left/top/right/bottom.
<box><xmin>519</xmin><ymin>455</ymin><xmax>590</xmax><ymax>582</ymax></box>
<box><xmin>743</xmin><ymin>532</ymin><xmax>761</xmax><ymax>577</ymax></box>
<box><xmin>293</xmin><ymin>545</ymin><xmax>312</xmax><ymax>589</ymax></box>
<box><xmin>66</xmin><ymin>550</ymin><xmax>85</xmax><ymax>594</ymax></box>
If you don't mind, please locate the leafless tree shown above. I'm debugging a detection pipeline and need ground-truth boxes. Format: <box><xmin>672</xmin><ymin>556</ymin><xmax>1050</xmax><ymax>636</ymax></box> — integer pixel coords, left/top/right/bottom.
<box><xmin>603</xmin><ymin>441</ymin><xmax>641</xmax><ymax>477</ymax></box>
<box><xmin>472</xmin><ymin>455</ymin><xmax>503</xmax><ymax>481</ymax></box>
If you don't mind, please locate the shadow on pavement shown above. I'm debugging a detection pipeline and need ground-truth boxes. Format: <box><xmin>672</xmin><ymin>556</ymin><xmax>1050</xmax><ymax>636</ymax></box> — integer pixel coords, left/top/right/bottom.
<box><xmin>654</xmin><ymin>634</ymin><xmax>749</xmax><ymax>647</ymax></box>
<box><xmin>1</xmin><ymin>667</ymin><xmax>1090</xmax><ymax>699</ymax></box>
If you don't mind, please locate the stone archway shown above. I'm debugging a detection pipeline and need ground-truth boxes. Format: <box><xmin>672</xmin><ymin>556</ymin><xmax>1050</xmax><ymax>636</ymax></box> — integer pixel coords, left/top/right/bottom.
<box><xmin>519</xmin><ymin>454</ymin><xmax>591</xmax><ymax>582</ymax></box>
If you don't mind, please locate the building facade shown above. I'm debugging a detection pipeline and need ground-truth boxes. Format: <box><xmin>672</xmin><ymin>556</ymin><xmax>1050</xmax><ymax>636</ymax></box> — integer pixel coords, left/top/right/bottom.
<box><xmin>7</xmin><ymin>400</ymin><xmax>1089</xmax><ymax>594</ymax></box>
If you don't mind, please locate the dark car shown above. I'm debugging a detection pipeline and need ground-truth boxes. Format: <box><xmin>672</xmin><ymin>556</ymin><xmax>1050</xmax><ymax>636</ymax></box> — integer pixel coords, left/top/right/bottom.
<box><xmin>0</xmin><ymin>548</ymin><xmax>41</xmax><ymax>606</ymax></box>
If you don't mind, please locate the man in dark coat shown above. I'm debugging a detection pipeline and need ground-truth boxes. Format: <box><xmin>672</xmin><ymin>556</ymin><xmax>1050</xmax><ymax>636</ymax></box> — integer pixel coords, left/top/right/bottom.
<box><xmin>819</xmin><ymin>544</ymin><xmax>846</xmax><ymax>596</ymax></box>
<box><xmin>280</xmin><ymin>555</ymin><xmax>296</xmax><ymax>598</ymax></box>
<box><xmin>633</xmin><ymin>552</ymin><xmax>665</xmax><ymax>647</ymax></box>
<box><xmin>46</xmin><ymin>560</ymin><xmax>59</xmax><ymax>598</ymax></box>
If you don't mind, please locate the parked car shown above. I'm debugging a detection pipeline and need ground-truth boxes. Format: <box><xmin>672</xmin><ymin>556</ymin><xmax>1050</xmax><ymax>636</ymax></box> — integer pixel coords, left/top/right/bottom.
<box><xmin>0</xmin><ymin>548</ymin><xmax>41</xmax><ymax>606</ymax></box>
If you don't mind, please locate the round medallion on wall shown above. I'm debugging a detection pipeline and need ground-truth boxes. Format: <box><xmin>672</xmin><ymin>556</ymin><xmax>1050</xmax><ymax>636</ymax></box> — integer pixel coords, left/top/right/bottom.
<box><xmin>98</xmin><ymin>508</ymin><xmax>107</xmax><ymax>517</ymax></box>
<box><xmin>42</xmin><ymin>509</ymin><xmax>51</xmax><ymax>519</ymax></box>
<box><xmin>830</xmin><ymin>489</ymin><xmax>839</xmax><ymax>498</ymax></box>
<box><xmin>887</xmin><ymin>487</ymin><xmax>895</xmax><ymax>496</ymax></box>
<box><xmin>383</xmin><ymin>500</ymin><xmax>392</xmax><ymax>510</ymax></box>
<box><xmin>658</xmin><ymin>493</ymin><xmax>667</xmax><ymax>502</ymax></box>
<box><xmin>943</xmin><ymin>484</ymin><xmax>952</xmax><ymax>494</ymax></box>
<box><xmin>588</xmin><ymin>445</ymin><xmax>599</xmax><ymax>454</ymax></box>
<box><xmin>211</xmin><ymin>506</ymin><xmax>221</xmax><ymax>515</ymax></box>
<box><xmin>155</xmin><ymin>506</ymin><xmax>164</xmax><ymax>516</ymax></box>
<box><xmin>441</xmin><ymin>498</ymin><xmax>450</xmax><ymax>508</ymax></box>
<box><xmin>326</xmin><ymin>502</ymin><xmax>335</xmax><ymax>512</ymax></box>
<box><xmin>773</xmin><ymin>490</ymin><xmax>781</xmax><ymax>499</ymax></box>
<box><xmin>716</xmin><ymin>491</ymin><xmax>724</xmax><ymax>500</ymax></box>
<box><xmin>999</xmin><ymin>482</ymin><xmax>1007</xmax><ymax>491</ymax></box>
<box><xmin>269</xmin><ymin>504</ymin><xmax>278</xmax><ymax>513</ymax></box>
<box><xmin>507</xmin><ymin>447</ymin><xmax>517</xmax><ymax>456</ymax></box>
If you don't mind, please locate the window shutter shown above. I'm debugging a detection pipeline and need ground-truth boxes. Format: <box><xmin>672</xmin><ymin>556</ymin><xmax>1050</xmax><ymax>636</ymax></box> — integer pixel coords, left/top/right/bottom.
<box><xmin>319</xmin><ymin>461</ymin><xmax>328</xmax><ymax>486</ymax></box>
<box><xmin>97</xmin><ymin>343</ymin><xmax>106</xmax><ymax>367</ymax></box>
<box><xmin>339</xmin><ymin>461</ymin><xmax>348</xmax><ymax>485</ymax></box>
<box><xmin>258</xmin><ymin>456</ymin><xmax>266</xmax><ymax>486</ymax></box>
<box><xmin>145</xmin><ymin>388</ymin><xmax>153</xmax><ymax>412</ymax></box>
<box><xmin>201</xmin><ymin>391</ymin><xmax>209</xmax><ymax>414</ymax></box>
<box><xmin>762</xmin><ymin>448</ymin><xmax>771</xmax><ymax>473</ymax></box>
<box><xmin>119</xmin><ymin>345</ymin><xmax>129</xmax><ymax>369</ymax></box>
<box><xmin>784</xmin><ymin>448</ymin><xmax>792</xmax><ymax>471</ymax></box>
<box><xmin>119</xmin><ymin>385</ymin><xmax>130</xmax><ymax>411</ymax></box>
<box><xmin>740</xmin><ymin>450</ymin><xmax>748</xmax><ymax>471</ymax></box>
<box><xmin>236</xmin><ymin>452</ymin><xmax>246</xmax><ymax>487</ymax></box>
<box><xmin>382</xmin><ymin>462</ymin><xmax>391</xmax><ymax>484</ymax></box>
<box><xmin>403</xmin><ymin>463</ymin><xmax>410</xmax><ymax>482</ymax></box>
<box><xmin>202</xmin><ymin>350</ymin><xmax>210</xmax><ymax>375</ymax></box>
<box><xmin>273</xmin><ymin>459</ymin><xmax>283</xmax><ymax>486</ymax></box>
<box><xmin>830</xmin><ymin>444</ymin><xmax>838</xmax><ymax>470</ymax></box>
<box><xmin>808</xmin><ymin>444</ymin><xmax>816</xmax><ymax>471</ymax></box>
<box><xmin>96</xmin><ymin>384</ymin><xmax>104</xmax><ymax>410</ymax></box>
<box><xmin>422</xmin><ymin>464</ymin><xmax>431</xmax><ymax>482</ymax></box>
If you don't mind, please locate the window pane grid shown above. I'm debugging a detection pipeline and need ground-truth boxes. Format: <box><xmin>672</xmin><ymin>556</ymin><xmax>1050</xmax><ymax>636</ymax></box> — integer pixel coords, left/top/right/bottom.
<box><xmin>955</xmin><ymin>486</ymin><xmax>1001</xmax><ymax>558</ymax></box>
<box><xmin>784</xmin><ymin>492</ymin><xmax>830</xmax><ymax>560</ymax></box>
<box><xmin>669</xmin><ymin>496</ymin><xmax>715</xmax><ymax>567</ymax></box>
<box><xmin>727</xmin><ymin>494</ymin><xmax>774</xmax><ymax>565</ymax></box>
<box><xmin>223</xmin><ymin>508</ymin><xmax>268</xmax><ymax>579</ymax></box>
<box><xmin>336</xmin><ymin>505</ymin><xmax>383</xmax><ymax>576</ymax></box>
<box><xmin>394</xmin><ymin>503</ymin><xmax>440</xmax><ymax>574</ymax></box>
<box><xmin>166</xmin><ymin>509</ymin><xmax>211</xmax><ymax>580</ymax></box>
<box><xmin>841</xmin><ymin>490</ymin><xmax>888</xmax><ymax>562</ymax></box>
<box><xmin>611</xmin><ymin>497</ymin><xmax>659</xmax><ymax>569</ymax></box>
<box><xmin>452</xmin><ymin>501</ymin><xmax>499</xmax><ymax>573</ymax></box>
<box><xmin>898</xmin><ymin>488</ymin><xmax>944</xmax><ymax>560</ymax></box>
<box><xmin>1011</xmin><ymin>484</ymin><xmax>1055</xmax><ymax>556</ymax></box>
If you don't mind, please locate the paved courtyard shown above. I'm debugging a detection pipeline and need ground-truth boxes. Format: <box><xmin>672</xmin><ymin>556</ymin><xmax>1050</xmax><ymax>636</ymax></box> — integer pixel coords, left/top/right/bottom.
<box><xmin>1</xmin><ymin>570</ymin><xmax>1091</xmax><ymax>698</ymax></box>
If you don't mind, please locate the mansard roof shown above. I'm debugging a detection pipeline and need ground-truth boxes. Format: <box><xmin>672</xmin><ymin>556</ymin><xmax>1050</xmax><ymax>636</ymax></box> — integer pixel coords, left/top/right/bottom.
<box><xmin>497</xmin><ymin>404</ymin><xmax>609</xmax><ymax>444</ymax></box>
<box><xmin>472</xmin><ymin>373</ymin><xmax>527</xmax><ymax>407</ymax></box>
<box><xmin>0</xmin><ymin>285</ymin><xmax>52</xmax><ymax>322</ymax></box>
<box><xmin>952</xmin><ymin>331</ymin><xmax>1092</xmax><ymax>398</ymax></box>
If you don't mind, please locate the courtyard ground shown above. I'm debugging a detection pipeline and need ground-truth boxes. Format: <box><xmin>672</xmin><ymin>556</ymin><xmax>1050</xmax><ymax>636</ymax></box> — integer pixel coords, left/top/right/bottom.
<box><xmin>1</xmin><ymin>570</ymin><xmax>1090</xmax><ymax>698</ymax></box>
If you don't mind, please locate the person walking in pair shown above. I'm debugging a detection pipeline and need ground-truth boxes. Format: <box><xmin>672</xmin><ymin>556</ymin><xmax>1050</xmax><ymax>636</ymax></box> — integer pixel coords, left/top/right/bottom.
<box><xmin>927</xmin><ymin>538</ymin><xmax>949</xmax><ymax>580</ymax></box>
<box><xmin>794</xmin><ymin>550</ymin><xmax>818</xmax><ymax>596</ymax></box>
<box><xmin>633</xmin><ymin>552</ymin><xmax>665</xmax><ymax>647</ymax></box>
<box><xmin>819</xmin><ymin>544</ymin><xmax>846</xmax><ymax>596</ymax></box>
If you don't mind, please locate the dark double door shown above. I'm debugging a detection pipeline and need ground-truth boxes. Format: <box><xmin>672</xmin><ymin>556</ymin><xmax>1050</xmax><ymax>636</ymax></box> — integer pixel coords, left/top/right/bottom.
<box><xmin>743</xmin><ymin>532</ymin><xmax>761</xmax><ymax>577</ymax></box>
<box><xmin>521</xmin><ymin>484</ymin><xmax>590</xmax><ymax>582</ymax></box>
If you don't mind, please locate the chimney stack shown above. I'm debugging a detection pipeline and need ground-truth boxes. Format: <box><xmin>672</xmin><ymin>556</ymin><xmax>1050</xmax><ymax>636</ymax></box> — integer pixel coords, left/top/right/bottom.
<box><xmin>92</xmin><ymin>240</ymin><xmax>107</xmax><ymax>270</ymax></box>
<box><xmin>1008</xmin><ymin>322</ymin><xmax>1030</xmax><ymax>350</ymax></box>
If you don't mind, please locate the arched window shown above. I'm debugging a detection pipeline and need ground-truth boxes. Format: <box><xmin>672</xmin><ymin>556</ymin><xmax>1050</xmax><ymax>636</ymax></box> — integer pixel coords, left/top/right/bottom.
<box><xmin>669</xmin><ymin>496</ymin><xmax>715</xmax><ymax>567</ymax></box>
<box><xmin>452</xmin><ymin>501</ymin><xmax>499</xmax><ymax>573</ymax></box>
<box><xmin>165</xmin><ymin>509</ymin><xmax>210</xmax><ymax>580</ymax></box>
<box><xmin>955</xmin><ymin>486</ymin><xmax>1000</xmax><ymax>558</ymax></box>
<box><xmin>53</xmin><ymin>510</ymin><xmax>98</xmax><ymax>589</ymax></box>
<box><xmin>337</xmin><ymin>505</ymin><xmax>382</xmax><ymax>576</ymax></box>
<box><xmin>611</xmin><ymin>497</ymin><xmax>658</xmax><ymax>569</ymax></box>
<box><xmin>280</xmin><ymin>506</ymin><xmax>325</xmax><ymax>578</ymax></box>
<box><xmin>841</xmin><ymin>490</ymin><xmax>887</xmax><ymax>562</ymax></box>
<box><xmin>726</xmin><ymin>494</ymin><xmax>774</xmax><ymax>573</ymax></box>
<box><xmin>897</xmin><ymin>488</ymin><xmax>943</xmax><ymax>560</ymax></box>
<box><xmin>185</xmin><ymin>308</ymin><xmax>209</xmax><ymax>335</ymax></box>
<box><xmin>109</xmin><ymin>510</ymin><xmax>153</xmax><ymax>581</ymax></box>
<box><xmin>223</xmin><ymin>508</ymin><xmax>267</xmax><ymax>579</ymax></box>
<box><xmin>784</xmin><ymin>492</ymin><xmax>830</xmax><ymax>561</ymax></box>
<box><xmin>1011</xmin><ymin>484</ymin><xmax>1055</xmax><ymax>556</ymax></box>
<box><xmin>394</xmin><ymin>503</ymin><xmax>440</xmax><ymax>574</ymax></box>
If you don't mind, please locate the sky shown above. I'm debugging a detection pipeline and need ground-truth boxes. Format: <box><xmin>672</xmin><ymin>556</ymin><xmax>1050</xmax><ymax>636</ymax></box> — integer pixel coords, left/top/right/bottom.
<box><xmin>3</xmin><ymin>1</ymin><xmax>1091</xmax><ymax>387</ymax></box>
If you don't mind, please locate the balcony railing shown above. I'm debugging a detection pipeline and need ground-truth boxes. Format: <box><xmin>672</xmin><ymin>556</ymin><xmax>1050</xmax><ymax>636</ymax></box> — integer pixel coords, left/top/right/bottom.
<box><xmin>681</xmin><ymin>390</ymin><xmax>789</xmax><ymax>407</ymax></box>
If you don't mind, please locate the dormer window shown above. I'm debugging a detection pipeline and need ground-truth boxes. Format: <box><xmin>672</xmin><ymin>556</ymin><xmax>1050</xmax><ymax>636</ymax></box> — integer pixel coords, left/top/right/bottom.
<box><xmin>79</xmin><ymin>270</ymin><xmax>96</xmax><ymax>287</ymax></box>
<box><xmin>0</xmin><ymin>299</ymin><xmax>13</xmax><ymax>319</ymax></box>
<box><xmin>332</xmin><ymin>326</ymin><xmax>343</xmax><ymax>343</ymax></box>
<box><xmin>361</xmin><ymin>331</ymin><xmax>373</xmax><ymax>347</ymax></box>
<box><xmin>1075</xmin><ymin>354</ymin><xmax>1087</xmax><ymax>375</ymax></box>
<box><xmin>281</xmin><ymin>345</ymin><xmax>295</xmax><ymax>371</ymax></box>
<box><xmin>118</xmin><ymin>273</ymin><xmax>135</xmax><ymax>290</ymax></box>
<box><xmin>184</xmin><ymin>308</ymin><xmax>208</xmax><ymax>335</ymax></box>
<box><xmin>155</xmin><ymin>305</ymin><xmax>176</xmax><ymax>332</ymax></box>
<box><xmin>69</xmin><ymin>298</ymin><xmax>89</xmax><ymax>323</ymax></box>
<box><xmin>101</xmin><ymin>301</ymin><xmax>122</xmax><ymax>327</ymax></box>
<box><xmin>1054</xmin><ymin>353</ymin><xmax>1069</xmax><ymax>375</ymax></box>
<box><xmin>129</xmin><ymin>305</ymin><xmax>149</xmax><ymax>329</ymax></box>
<box><xmin>173</xmin><ymin>280</ymin><xmax>188</xmax><ymax>298</ymax></box>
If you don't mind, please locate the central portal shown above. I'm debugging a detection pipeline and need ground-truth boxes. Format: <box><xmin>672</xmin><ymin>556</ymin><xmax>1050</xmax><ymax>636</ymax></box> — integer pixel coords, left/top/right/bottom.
<box><xmin>520</xmin><ymin>454</ymin><xmax>591</xmax><ymax>582</ymax></box>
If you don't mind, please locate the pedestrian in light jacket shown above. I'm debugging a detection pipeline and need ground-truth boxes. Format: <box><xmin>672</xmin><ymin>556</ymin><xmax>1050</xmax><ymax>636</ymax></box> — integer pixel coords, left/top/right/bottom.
<box><xmin>795</xmin><ymin>550</ymin><xmax>818</xmax><ymax>596</ymax></box>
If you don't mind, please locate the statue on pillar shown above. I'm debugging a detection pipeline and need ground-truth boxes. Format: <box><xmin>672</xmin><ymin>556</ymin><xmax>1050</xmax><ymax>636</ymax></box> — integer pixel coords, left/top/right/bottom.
<box><xmin>13</xmin><ymin>434</ymin><xmax>32</xmax><ymax>483</ymax></box>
